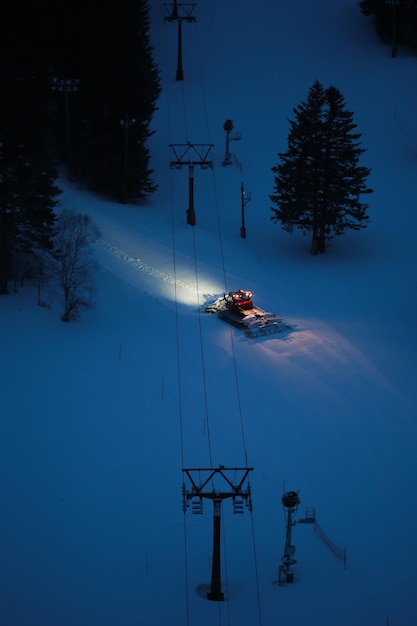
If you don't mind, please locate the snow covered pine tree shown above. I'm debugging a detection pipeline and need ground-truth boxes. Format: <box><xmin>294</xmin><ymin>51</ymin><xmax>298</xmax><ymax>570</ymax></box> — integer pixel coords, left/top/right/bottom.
<box><xmin>270</xmin><ymin>80</ymin><xmax>373</xmax><ymax>254</ymax></box>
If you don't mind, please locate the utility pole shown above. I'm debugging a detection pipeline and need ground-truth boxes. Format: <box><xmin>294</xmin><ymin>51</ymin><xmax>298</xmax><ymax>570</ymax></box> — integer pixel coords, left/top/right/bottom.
<box><xmin>182</xmin><ymin>466</ymin><xmax>253</xmax><ymax>601</ymax></box>
<box><xmin>240</xmin><ymin>182</ymin><xmax>251</xmax><ymax>239</ymax></box>
<box><xmin>51</xmin><ymin>76</ymin><xmax>79</xmax><ymax>179</ymax></box>
<box><xmin>119</xmin><ymin>114</ymin><xmax>136</xmax><ymax>203</ymax></box>
<box><xmin>222</xmin><ymin>119</ymin><xmax>241</xmax><ymax>166</ymax></box>
<box><xmin>169</xmin><ymin>142</ymin><xmax>213</xmax><ymax>225</ymax></box>
<box><xmin>163</xmin><ymin>1</ymin><xmax>196</xmax><ymax>81</ymax></box>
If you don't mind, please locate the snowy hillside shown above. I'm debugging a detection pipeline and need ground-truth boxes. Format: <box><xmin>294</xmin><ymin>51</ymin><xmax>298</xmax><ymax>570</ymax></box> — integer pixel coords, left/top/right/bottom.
<box><xmin>1</xmin><ymin>1</ymin><xmax>417</xmax><ymax>625</ymax></box>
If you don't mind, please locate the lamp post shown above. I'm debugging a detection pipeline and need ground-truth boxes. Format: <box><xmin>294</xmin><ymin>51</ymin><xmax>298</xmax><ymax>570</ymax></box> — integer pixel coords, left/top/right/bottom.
<box><xmin>51</xmin><ymin>77</ymin><xmax>79</xmax><ymax>144</ymax></box>
<box><xmin>51</xmin><ymin>77</ymin><xmax>79</xmax><ymax>179</ymax></box>
<box><xmin>240</xmin><ymin>182</ymin><xmax>251</xmax><ymax>239</ymax></box>
<box><xmin>119</xmin><ymin>114</ymin><xmax>136</xmax><ymax>203</ymax></box>
<box><xmin>385</xmin><ymin>0</ymin><xmax>400</xmax><ymax>57</ymax></box>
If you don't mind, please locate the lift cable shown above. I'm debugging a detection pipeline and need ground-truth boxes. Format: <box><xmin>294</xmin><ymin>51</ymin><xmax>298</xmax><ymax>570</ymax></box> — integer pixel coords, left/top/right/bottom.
<box><xmin>161</xmin><ymin>14</ymin><xmax>191</xmax><ymax>625</ymax></box>
<box><xmin>162</xmin><ymin>7</ymin><xmax>219</xmax><ymax>622</ymax></box>
<box><xmin>229</xmin><ymin>331</ymin><xmax>249</xmax><ymax>466</ymax></box>
<box><xmin>180</xmin><ymin>78</ymin><xmax>190</xmax><ymax>142</ymax></box>
<box><xmin>163</xmin><ymin>6</ymin><xmax>261</xmax><ymax>623</ymax></box>
<box><xmin>249</xmin><ymin>512</ymin><xmax>264</xmax><ymax>626</ymax></box>
<box><xmin>221</xmin><ymin>512</ymin><xmax>232</xmax><ymax>626</ymax></box>
<box><xmin>194</xmin><ymin>15</ymin><xmax>264</xmax><ymax>625</ymax></box>
<box><xmin>195</xmin><ymin>19</ymin><xmax>249</xmax><ymax>467</ymax></box>
<box><xmin>191</xmin><ymin>227</ymin><xmax>213</xmax><ymax>465</ymax></box>
<box><xmin>194</xmin><ymin>19</ymin><xmax>228</xmax><ymax>295</ymax></box>
<box><xmin>194</xmin><ymin>24</ymin><xmax>264</xmax><ymax>626</ymax></box>
<box><xmin>195</xmin><ymin>20</ymin><xmax>213</xmax><ymax>150</ymax></box>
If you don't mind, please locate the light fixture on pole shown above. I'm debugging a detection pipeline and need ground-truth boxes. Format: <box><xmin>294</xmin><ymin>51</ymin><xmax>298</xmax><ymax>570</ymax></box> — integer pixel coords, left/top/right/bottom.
<box><xmin>51</xmin><ymin>77</ymin><xmax>79</xmax><ymax>144</ymax></box>
<box><xmin>222</xmin><ymin>119</ymin><xmax>241</xmax><ymax>166</ymax></box>
<box><xmin>278</xmin><ymin>491</ymin><xmax>316</xmax><ymax>586</ymax></box>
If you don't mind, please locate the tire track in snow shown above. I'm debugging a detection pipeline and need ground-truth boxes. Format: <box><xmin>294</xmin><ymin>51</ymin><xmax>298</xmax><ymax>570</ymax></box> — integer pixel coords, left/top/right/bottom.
<box><xmin>96</xmin><ymin>237</ymin><xmax>196</xmax><ymax>294</ymax></box>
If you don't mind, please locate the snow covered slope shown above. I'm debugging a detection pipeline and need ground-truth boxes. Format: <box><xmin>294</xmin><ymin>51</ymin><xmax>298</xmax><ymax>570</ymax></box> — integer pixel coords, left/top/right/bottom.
<box><xmin>1</xmin><ymin>1</ymin><xmax>417</xmax><ymax>625</ymax></box>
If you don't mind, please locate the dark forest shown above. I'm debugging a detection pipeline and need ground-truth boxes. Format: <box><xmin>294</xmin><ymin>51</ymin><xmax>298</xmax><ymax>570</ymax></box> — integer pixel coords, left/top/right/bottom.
<box><xmin>0</xmin><ymin>0</ymin><xmax>161</xmax><ymax>201</ymax></box>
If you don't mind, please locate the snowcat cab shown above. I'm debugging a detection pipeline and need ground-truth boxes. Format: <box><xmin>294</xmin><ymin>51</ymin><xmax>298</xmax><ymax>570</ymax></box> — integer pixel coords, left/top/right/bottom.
<box><xmin>229</xmin><ymin>290</ymin><xmax>253</xmax><ymax>311</ymax></box>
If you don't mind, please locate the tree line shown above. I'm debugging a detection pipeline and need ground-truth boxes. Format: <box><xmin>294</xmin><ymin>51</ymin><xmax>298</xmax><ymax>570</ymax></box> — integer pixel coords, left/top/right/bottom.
<box><xmin>359</xmin><ymin>0</ymin><xmax>417</xmax><ymax>51</ymax></box>
<box><xmin>1</xmin><ymin>0</ymin><xmax>161</xmax><ymax>201</ymax></box>
<box><xmin>0</xmin><ymin>0</ymin><xmax>160</xmax><ymax>306</ymax></box>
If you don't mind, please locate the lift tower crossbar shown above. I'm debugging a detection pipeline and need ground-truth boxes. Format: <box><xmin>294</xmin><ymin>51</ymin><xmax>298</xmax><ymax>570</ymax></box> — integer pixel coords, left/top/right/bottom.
<box><xmin>182</xmin><ymin>466</ymin><xmax>253</xmax><ymax>601</ymax></box>
<box><xmin>169</xmin><ymin>143</ymin><xmax>214</xmax><ymax>166</ymax></box>
<box><xmin>169</xmin><ymin>143</ymin><xmax>214</xmax><ymax>226</ymax></box>
<box><xmin>163</xmin><ymin>2</ymin><xmax>196</xmax><ymax>21</ymax></box>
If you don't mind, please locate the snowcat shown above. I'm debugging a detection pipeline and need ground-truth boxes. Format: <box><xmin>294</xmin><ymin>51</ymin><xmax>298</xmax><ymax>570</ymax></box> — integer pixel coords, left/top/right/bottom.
<box><xmin>205</xmin><ymin>290</ymin><xmax>291</xmax><ymax>338</ymax></box>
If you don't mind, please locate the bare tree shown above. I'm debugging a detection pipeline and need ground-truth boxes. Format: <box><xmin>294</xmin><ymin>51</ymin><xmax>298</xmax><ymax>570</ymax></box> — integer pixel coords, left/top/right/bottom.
<box><xmin>52</xmin><ymin>208</ymin><xmax>99</xmax><ymax>321</ymax></box>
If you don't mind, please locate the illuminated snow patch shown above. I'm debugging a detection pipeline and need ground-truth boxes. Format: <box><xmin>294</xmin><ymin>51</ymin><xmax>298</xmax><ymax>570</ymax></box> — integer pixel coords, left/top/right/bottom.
<box><xmin>96</xmin><ymin>238</ymin><xmax>222</xmax><ymax>307</ymax></box>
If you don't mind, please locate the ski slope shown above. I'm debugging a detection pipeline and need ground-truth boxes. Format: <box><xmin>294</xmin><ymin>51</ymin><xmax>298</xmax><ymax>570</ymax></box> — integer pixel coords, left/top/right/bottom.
<box><xmin>1</xmin><ymin>1</ymin><xmax>417</xmax><ymax>624</ymax></box>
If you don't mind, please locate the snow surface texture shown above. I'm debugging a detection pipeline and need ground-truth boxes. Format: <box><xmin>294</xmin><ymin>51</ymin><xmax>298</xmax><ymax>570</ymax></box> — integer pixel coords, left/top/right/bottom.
<box><xmin>2</xmin><ymin>1</ymin><xmax>417</xmax><ymax>625</ymax></box>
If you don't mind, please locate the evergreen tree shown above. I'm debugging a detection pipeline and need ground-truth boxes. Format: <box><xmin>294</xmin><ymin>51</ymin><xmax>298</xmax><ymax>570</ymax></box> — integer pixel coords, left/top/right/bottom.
<box><xmin>270</xmin><ymin>80</ymin><xmax>373</xmax><ymax>254</ymax></box>
<box><xmin>0</xmin><ymin>134</ymin><xmax>60</xmax><ymax>293</ymax></box>
<box><xmin>0</xmin><ymin>73</ymin><xmax>60</xmax><ymax>294</ymax></box>
<box><xmin>0</xmin><ymin>2</ymin><xmax>62</xmax><ymax>294</ymax></box>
